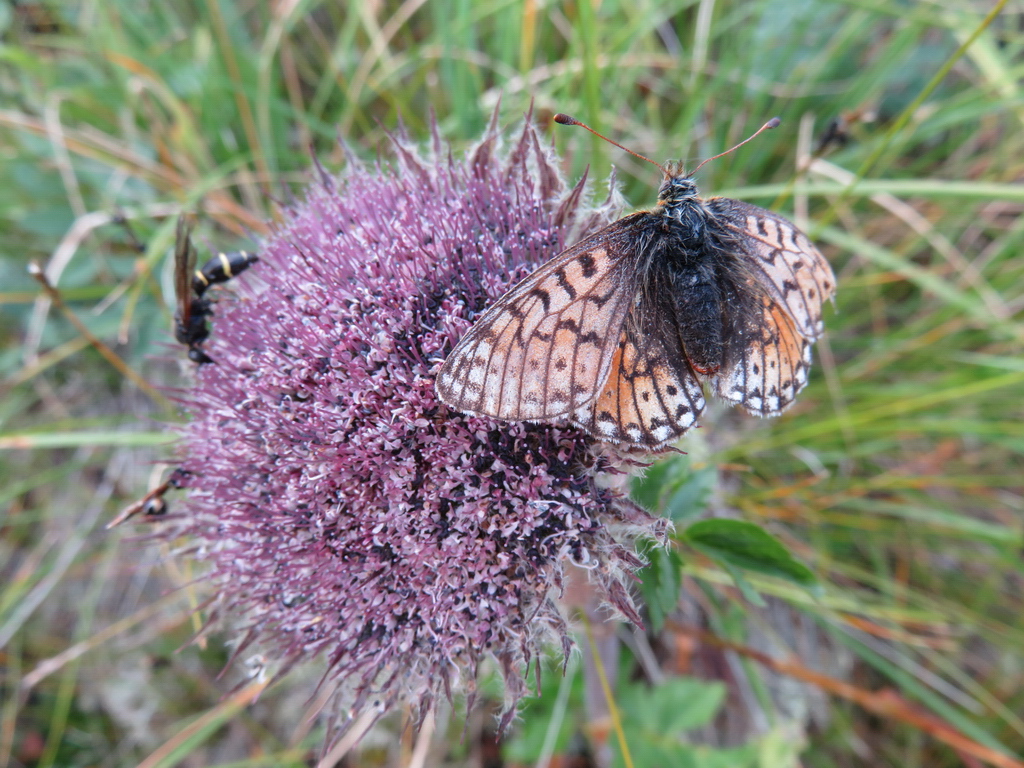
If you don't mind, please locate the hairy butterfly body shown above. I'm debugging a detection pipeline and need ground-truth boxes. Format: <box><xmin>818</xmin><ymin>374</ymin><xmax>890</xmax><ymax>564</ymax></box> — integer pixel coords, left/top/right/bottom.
<box><xmin>436</xmin><ymin>117</ymin><xmax>834</xmax><ymax>450</ymax></box>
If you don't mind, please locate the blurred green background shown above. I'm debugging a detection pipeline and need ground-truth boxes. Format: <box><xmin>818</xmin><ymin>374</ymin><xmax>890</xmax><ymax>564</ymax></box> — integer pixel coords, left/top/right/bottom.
<box><xmin>1</xmin><ymin>1</ymin><xmax>1022</xmax><ymax>766</ymax></box>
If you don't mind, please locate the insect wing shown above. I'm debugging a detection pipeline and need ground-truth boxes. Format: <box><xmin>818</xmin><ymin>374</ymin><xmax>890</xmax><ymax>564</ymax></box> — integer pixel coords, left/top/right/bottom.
<box><xmin>715</xmin><ymin>288</ymin><xmax>812</xmax><ymax>415</ymax></box>
<box><xmin>706</xmin><ymin>198</ymin><xmax>835</xmax><ymax>339</ymax></box>
<box><xmin>174</xmin><ymin>215</ymin><xmax>197</xmax><ymax>339</ymax></box>
<box><xmin>706</xmin><ymin>198</ymin><xmax>833</xmax><ymax>415</ymax></box>
<box><xmin>436</xmin><ymin>224</ymin><xmax>641</xmax><ymax>421</ymax></box>
<box><xmin>571</xmin><ymin>322</ymin><xmax>706</xmax><ymax>448</ymax></box>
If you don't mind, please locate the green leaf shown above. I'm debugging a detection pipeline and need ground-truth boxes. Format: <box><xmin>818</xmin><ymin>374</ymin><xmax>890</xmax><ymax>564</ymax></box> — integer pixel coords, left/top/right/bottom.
<box><xmin>638</xmin><ymin>545</ymin><xmax>683</xmax><ymax>633</ymax></box>
<box><xmin>631</xmin><ymin>455</ymin><xmax>687</xmax><ymax>510</ymax></box>
<box><xmin>612</xmin><ymin>678</ymin><xmax>729</xmax><ymax>768</ymax></box>
<box><xmin>683</xmin><ymin>520</ymin><xmax>818</xmax><ymax>590</ymax></box>
<box><xmin>663</xmin><ymin>465</ymin><xmax>717</xmax><ymax>523</ymax></box>
<box><xmin>631</xmin><ymin>455</ymin><xmax>716</xmax><ymax>523</ymax></box>
<box><xmin>620</xmin><ymin>677</ymin><xmax>726</xmax><ymax>733</ymax></box>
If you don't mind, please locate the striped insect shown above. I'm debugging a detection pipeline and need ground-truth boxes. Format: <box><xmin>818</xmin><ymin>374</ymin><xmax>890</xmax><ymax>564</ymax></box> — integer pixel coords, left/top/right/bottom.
<box><xmin>173</xmin><ymin>215</ymin><xmax>258</xmax><ymax>365</ymax></box>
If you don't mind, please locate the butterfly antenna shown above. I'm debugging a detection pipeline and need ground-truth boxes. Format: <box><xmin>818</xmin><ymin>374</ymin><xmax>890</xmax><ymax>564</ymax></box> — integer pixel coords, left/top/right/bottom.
<box><xmin>690</xmin><ymin>117</ymin><xmax>781</xmax><ymax>175</ymax></box>
<box><xmin>554</xmin><ymin>113</ymin><xmax>667</xmax><ymax>176</ymax></box>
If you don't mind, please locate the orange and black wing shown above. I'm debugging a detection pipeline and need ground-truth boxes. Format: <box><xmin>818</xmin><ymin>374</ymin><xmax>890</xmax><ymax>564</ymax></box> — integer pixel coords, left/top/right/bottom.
<box><xmin>570</xmin><ymin>320</ymin><xmax>706</xmax><ymax>448</ymax></box>
<box><xmin>706</xmin><ymin>198</ymin><xmax>834</xmax><ymax>415</ymax></box>
<box><xmin>707</xmin><ymin>198</ymin><xmax>835</xmax><ymax>339</ymax></box>
<box><xmin>436</xmin><ymin>221</ymin><xmax>643</xmax><ymax>421</ymax></box>
<box><xmin>715</xmin><ymin>288</ymin><xmax>813</xmax><ymax>415</ymax></box>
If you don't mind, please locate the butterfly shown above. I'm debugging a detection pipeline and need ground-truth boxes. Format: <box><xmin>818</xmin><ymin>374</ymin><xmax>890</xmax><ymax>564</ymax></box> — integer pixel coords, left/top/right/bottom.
<box><xmin>435</xmin><ymin>115</ymin><xmax>835</xmax><ymax>450</ymax></box>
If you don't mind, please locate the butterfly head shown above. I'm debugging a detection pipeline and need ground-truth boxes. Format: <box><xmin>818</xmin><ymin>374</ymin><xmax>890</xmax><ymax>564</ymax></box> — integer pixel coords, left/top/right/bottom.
<box><xmin>656</xmin><ymin>165</ymin><xmax>699</xmax><ymax>207</ymax></box>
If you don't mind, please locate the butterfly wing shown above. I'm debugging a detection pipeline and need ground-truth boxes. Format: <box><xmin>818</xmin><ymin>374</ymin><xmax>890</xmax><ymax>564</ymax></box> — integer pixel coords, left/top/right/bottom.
<box><xmin>436</xmin><ymin>221</ymin><xmax>643</xmax><ymax>421</ymax></box>
<box><xmin>706</xmin><ymin>197</ymin><xmax>835</xmax><ymax>338</ymax></box>
<box><xmin>570</xmin><ymin>320</ymin><xmax>706</xmax><ymax>448</ymax></box>
<box><xmin>705</xmin><ymin>198</ymin><xmax>834</xmax><ymax>415</ymax></box>
<box><xmin>715</xmin><ymin>287</ymin><xmax>813</xmax><ymax>415</ymax></box>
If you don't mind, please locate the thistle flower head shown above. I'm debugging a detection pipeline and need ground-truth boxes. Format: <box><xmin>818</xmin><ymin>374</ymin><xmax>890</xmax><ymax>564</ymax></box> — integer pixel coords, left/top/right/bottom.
<box><xmin>162</xmin><ymin>115</ymin><xmax>664</xmax><ymax>732</ymax></box>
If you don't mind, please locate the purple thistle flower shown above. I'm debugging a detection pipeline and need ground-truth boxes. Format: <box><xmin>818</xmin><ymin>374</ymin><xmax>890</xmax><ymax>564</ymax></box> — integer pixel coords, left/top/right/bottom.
<box><xmin>161</xmin><ymin>115</ymin><xmax>666</xmax><ymax>733</ymax></box>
